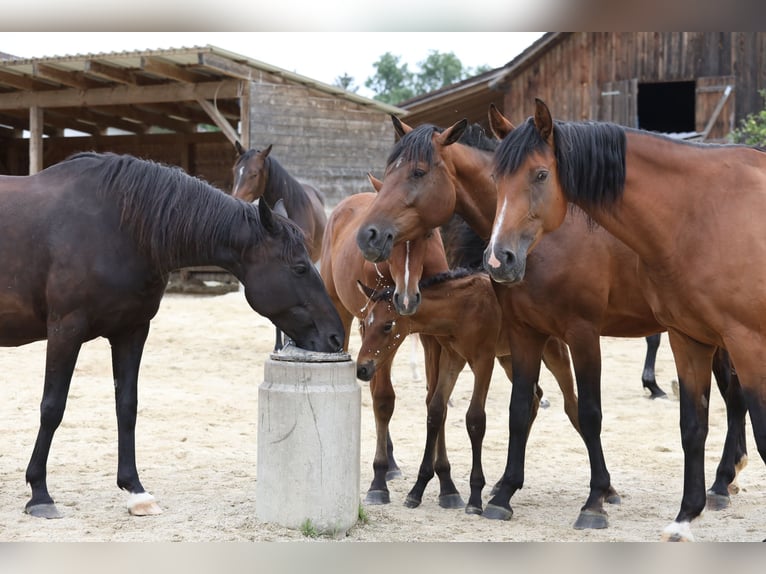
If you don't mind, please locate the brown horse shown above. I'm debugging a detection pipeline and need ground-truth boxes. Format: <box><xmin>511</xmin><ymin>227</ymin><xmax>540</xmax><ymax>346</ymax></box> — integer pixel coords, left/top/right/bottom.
<box><xmin>232</xmin><ymin>142</ymin><xmax>327</xmax><ymax>262</ymax></box>
<box><xmin>0</xmin><ymin>152</ymin><xmax>344</xmax><ymax>519</ymax></box>
<box><xmin>355</xmin><ymin>114</ymin><xmax>746</xmax><ymax>529</ymax></box>
<box><xmin>320</xmin><ymin>190</ymin><xmax>453</xmax><ymax>505</ymax></box>
<box><xmin>356</xmin><ymin>268</ymin><xmax>579</xmax><ymax>514</ymax></box>
<box><xmin>485</xmin><ymin>98</ymin><xmax>763</xmax><ymax>541</ymax></box>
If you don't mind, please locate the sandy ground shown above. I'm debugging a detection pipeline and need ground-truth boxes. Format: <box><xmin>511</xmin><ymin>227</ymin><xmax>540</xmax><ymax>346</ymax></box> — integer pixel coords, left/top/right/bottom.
<box><xmin>1</xmin><ymin>289</ymin><xmax>764</xmax><ymax>543</ymax></box>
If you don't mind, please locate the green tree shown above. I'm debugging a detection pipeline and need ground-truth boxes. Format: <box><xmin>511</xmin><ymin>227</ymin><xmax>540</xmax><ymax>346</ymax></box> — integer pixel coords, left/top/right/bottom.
<box><xmin>414</xmin><ymin>50</ymin><xmax>466</xmax><ymax>94</ymax></box>
<box><xmin>333</xmin><ymin>73</ymin><xmax>358</xmax><ymax>93</ymax></box>
<box><xmin>365</xmin><ymin>50</ymin><xmax>492</xmax><ymax>105</ymax></box>
<box><xmin>365</xmin><ymin>52</ymin><xmax>415</xmax><ymax>105</ymax></box>
<box><xmin>730</xmin><ymin>90</ymin><xmax>766</xmax><ymax>147</ymax></box>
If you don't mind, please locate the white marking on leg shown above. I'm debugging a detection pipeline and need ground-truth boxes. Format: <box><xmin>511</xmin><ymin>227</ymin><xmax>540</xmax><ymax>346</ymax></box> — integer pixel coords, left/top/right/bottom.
<box><xmin>661</xmin><ymin>520</ymin><xmax>694</xmax><ymax>542</ymax></box>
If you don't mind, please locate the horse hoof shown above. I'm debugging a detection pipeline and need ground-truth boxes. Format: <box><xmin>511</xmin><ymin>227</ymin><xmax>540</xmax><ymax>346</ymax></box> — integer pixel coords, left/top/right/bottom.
<box><xmin>661</xmin><ymin>521</ymin><xmax>694</xmax><ymax>542</ymax></box>
<box><xmin>573</xmin><ymin>509</ymin><xmax>608</xmax><ymax>530</ymax></box>
<box><xmin>403</xmin><ymin>495</ymin><xmax>422</xmax><ymax>509</ymax></box>
<box><xmin>127</xmin><ymin>492</ymin><xmax>163</xmax><ymax>516</ymax></box>
<box><xmin>386</xmin><ymin>468</ymin><xmax>403</xmax><ymax>481</ymax></box>
<box><xmin>438</xmin><ymin>493</ymin><xmax>465</xmax><ymax>509</ymax></box>
<box><xmin>25</xmin><ymin>503</ymin><xmax>63</xmax><ymax>519</ymax></box>
<box><xmin>465</xmin><ymin>504</ymin><xmax>483</xmax><ymax>516</ymax></box>
<box><xmin>364</xmin><ymin>490</ymin><xmax>390</xmax><ymax>505</ymax></box>
<box><xmin>706</xmin><ymin>490</ymin><xmax>731</xmax><ymax>511</ymax></box>
<box><xmin>482</xmin><ymin>503</ymin><xmax>513</xmax><ymax>521</ymax></box>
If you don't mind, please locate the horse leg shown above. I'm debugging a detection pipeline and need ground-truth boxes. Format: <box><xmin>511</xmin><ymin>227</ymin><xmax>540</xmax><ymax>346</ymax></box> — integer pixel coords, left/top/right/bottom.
<box><xmin>566</xmin><ymin>332</ymin><xmax>615</xmax><ymax>529</ymax></box>
<box><xmin>463</xmin><ymin>355</ymin><xmax>493</xmax><ymax>515</ymax></box>
<box><xmin>110</xmin><ymin>324</ymin><xmax>162</xmax><ymax>516</ymax></box>
<box><xmin>642</xmin><ymin>333</ymin><xmax>667</xmax><ymax>398</ymax></box>
<box><xmin>706</xmin><ymin>347</ymin><xmax>748</xmax><ymax>510</ymax></box>
<box><xmin>661</xmin><ymin>330</ymin><xmax>714</xmax><ymax>542</ymax></box>
<box><xmin>365</xmin><ymin>363</ymin><xmax>396</xmax><ymax>504</ymax></box>
<box><xmin>540</xmin><ymin>336</ymin><xmax>580</xmax><ymax>434</ymax></box>
<box><xmin>405</xmin><ymin>344</ymin><xmax>464</xmax><ymax>510</ymax></box>
<box><xmin>24</xmin><ymin>317</ymin><xmax>86</xmax><ymax>518</ymax></box>
<box><xmin>484</xmin><ymin>331</ymin><xmax>548</xmax><ymax>521</ymax></box>
<box><xmin>273</xmin><ymin>327</ymin><xmax>284</xmax><ymax>352</ymax></box>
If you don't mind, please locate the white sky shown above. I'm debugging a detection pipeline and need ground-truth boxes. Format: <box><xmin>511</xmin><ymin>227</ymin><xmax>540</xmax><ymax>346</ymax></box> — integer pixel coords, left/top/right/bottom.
<box><xmin>1</xmin><ymin>32</ymin><xmax>545</xmax><ymax>99</ymax></box>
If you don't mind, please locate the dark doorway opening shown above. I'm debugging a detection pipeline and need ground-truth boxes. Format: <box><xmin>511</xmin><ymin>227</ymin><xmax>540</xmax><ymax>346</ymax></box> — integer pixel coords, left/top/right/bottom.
<box><xmin>637</xmin><ymin>81</ymin><xmax>696</xmax><ymax>133</ymax></box>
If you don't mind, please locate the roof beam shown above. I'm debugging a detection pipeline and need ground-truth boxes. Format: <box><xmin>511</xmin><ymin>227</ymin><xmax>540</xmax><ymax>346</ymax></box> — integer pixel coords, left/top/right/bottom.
<box><xmin>196</xmin><ymin>96</ymin><xmax>239</xmax><ymax>146</ymax></box>
<box><xmin>0</xmin><ymin>79</ymin><xmax>241</xmax><ymax>110</ymax></box>
<box><xmin>33</xmin><ymin>63</ymin><xmax>103</xmax><ymax>90</ymax></box>
<box><xmin>84</xmin><ymin>60</ymin><xmax>142</xmax><ymax>85</ymax></box>
<box><xmin>0</xmin><ymin>68</ymin><xmax>55</xmax><ymax>91</ymax></box>
<box><xmin>58</xmin><ymin>106</ymin><xmax>147</xmax><ymax>134</ymax></box>
<box><xmin>141</xmin><ymin>56</ymin><xmax>206</xmax><ymax>83</ymax></box>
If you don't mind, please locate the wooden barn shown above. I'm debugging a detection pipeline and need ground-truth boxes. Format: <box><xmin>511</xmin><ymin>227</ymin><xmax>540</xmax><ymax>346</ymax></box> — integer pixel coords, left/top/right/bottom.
<box><xmin>401</xmin><ymin>32</ymin><xmax>766</xmax><ymax>142</ymax></box>
<box><xmin>0</xmin><ymin>45</ymin><xmax>404</xmax><ymax>206</ymax></box>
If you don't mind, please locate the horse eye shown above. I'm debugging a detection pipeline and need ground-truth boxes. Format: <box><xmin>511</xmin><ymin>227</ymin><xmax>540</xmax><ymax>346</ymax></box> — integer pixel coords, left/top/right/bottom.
<box><xmin>292</xmin><ymin>263</ymin><xmax>309</xmax><ymax>276</ymax></box>
<box><xmin>412</xmin><ymin>168</ymin><xmax>426</xmax><ymax>179</ymax></box>
<box><xmin>383</xmin><ymin>321</ymin><xmax>394</xmax><ymax>334</ymax></box>
<box><xmin>536</xmin><ymin>170</ymin><xmax>548</xmax><ymax>182</ymax></box>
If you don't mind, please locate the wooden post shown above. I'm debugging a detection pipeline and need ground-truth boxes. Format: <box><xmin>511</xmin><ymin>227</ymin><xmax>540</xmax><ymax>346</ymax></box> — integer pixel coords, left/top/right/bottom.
<box><xmin>29</xmin><ymin>106</ymin><xmax>43</xmax><ymax>174</ymax></box>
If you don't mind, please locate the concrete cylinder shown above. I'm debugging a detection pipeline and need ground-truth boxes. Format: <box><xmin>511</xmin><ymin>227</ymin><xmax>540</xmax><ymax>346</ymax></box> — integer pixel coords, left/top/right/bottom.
<box><xmin>256</xmin><ymin>348</ymin><xmax>360</xmax><ymax>537</ymax></box>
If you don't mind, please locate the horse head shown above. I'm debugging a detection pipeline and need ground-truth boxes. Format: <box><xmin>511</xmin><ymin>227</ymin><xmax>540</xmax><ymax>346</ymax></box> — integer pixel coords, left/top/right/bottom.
<box><xmin>231</xmin><ymin>143</ymin><xmax>273</xmax><ymax>203</ymax></box>
<box><xmin>354</xmin><ymin>280</ymin><xmax>409</xmax><ymax>382</ymax></box>
<box><xmin>484</xmin><ymin>99</ymin><xmax>566</xmax><ymax>285</ymax></box>
<box><xmin>355</xmin><ymin>117</ymin><xmax>468</xmax><ymax>262</ymax></box>
<box><xmin>238</xmin><ymin>198</ymin><xmax>344</xmax><ymax>353</ymax></box>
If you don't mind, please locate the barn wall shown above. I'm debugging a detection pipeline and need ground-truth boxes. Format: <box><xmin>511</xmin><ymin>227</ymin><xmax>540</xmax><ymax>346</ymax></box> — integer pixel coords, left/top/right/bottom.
<box><xmin>1</xmin><ymin>132</ymin><xmax>234</xmax><ymax>191</ymax></box>
<box><xmin>246</xmin><ymin>81</ymin><xmax>394</xmax><ymax>207</ymax></box>
<box><xmin>502</xmin><ymin>32</ymin><xmax>766</xmax><ymax>130</ymax></box>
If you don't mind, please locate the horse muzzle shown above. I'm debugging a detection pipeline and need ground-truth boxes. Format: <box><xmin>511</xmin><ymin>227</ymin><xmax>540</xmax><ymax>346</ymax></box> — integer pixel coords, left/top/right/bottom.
<box><xmin>356</xmin><ymin>359</ymin><xmax>376</xmax><ymax>381</ymax></box>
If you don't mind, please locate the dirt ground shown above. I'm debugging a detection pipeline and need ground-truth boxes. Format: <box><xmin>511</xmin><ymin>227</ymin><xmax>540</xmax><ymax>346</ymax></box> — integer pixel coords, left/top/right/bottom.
<box><xmin>1</xmin><ymin>289</ymin><xmax>764</xmax><ymax>543</ymax></box>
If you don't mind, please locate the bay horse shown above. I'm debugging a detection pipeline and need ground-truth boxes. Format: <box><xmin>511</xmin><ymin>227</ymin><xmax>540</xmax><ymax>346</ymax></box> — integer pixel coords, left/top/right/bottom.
<box><xmin>356</xmin><ymin>268</ymin><xmax>579</xmax><ymax>514</ymax></box>
<box><xmin>484</xmin><ymin>98</ymin><xmax>762</xmax><ymax>541</ymax></box>
<box><xmin>232</xmin><ymin>142</ymin><xmax>327</xmax><ymax>262</ymax></box>
<box><xmin>0</xmin><ymin>152</ymin><xmax>344</xmax><ymax>520</ymax></box>
<box><xmin>354</xmin><ymin>114</ymin><xmax>746</xmax><ymax>529</ymax></box>
<box><xmin>320</xmin><ymin>190</ymin><xmax>450</xmax><ymax>505</ymax></box>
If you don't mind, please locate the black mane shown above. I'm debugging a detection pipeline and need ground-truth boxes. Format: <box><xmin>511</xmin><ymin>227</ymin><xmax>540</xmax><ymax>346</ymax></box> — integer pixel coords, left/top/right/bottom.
<box><xmin>493</xmin><ymin>117</ymin><xmax>627</xmax><ymax>209</ymax></box>
<box><xmin>65</xmin><ymin>152</ymin><xmax>304</xmax><ymax>271</ymax></box>
<box><xmin>387</xmin><ymin>122</ymin><xmax>496</xmax><ymax>169</ymax></box>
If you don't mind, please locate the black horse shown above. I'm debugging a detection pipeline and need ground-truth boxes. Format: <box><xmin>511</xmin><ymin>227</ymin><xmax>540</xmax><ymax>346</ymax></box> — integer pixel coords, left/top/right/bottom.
<box><xmin>0</xmin><ymin>152</ymin><xmax>344</xmax><ymax>519</ymax></box>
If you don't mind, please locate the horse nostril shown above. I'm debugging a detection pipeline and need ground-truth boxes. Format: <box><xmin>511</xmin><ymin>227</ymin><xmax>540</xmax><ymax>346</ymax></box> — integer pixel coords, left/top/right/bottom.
<box><xmin>330</xmin><ymin>333</ymin><xmax>343</xmax><ymax>352</ymax></box>
<box><xmin>502</xmin><ymin>249</ymin><xmax>516</xmax><ymax>266</ymax></box>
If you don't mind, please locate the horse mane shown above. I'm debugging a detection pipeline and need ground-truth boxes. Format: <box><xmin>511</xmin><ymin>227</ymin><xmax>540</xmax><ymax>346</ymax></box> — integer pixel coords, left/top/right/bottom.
<box><xmin>370</xmin><ymin>267</ymin><xmax>479</xmax><ymax>303</ymax></box>
<box><xmin>440</xmin><ymin>215</ymin><xmax>487</xmax><ymax>270</ymax></box>
<box><xmin>493</xmin><ymin>117</ymin><xmax>627</xmax><ymax>210</ymax></box>
<box><xmin>386</xmin><ymin>122</ymin><xmax>496</xmax><ymax>169</ymax></box>
<box><xmin>64</xmin><ymin>152</ymin><xmax>304</xmax><ymax>272</ymax></box>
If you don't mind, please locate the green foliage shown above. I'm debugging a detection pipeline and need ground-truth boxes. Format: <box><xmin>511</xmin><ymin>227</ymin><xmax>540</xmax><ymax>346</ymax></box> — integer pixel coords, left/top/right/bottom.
<box><xmin>363</xmin><ymin>50</ymin><xmax>491</xmax><ymax>106</ymax></box>
<box><xmin>357</xmin><ymin>504</ymin><xmax>369</xmax><ymax>525</ymax></box>
<box><xmin>299</xmin><ymin>518</ymin><xmax>319</xmax><ymax>538</ymax></box>
<box><xmin>365</xmin><ymin>52</ymin><xmax>416</xmax><ymax>105</ymax></box>
<box><xmin>333</xmin><ymin>73</ymin><xmax>358</xmax><ymax>94</ymax></box>
<box><xmin>730</xmin><ymin>90</ymin><xmax>766</xmax><ymax>147</ymax></box>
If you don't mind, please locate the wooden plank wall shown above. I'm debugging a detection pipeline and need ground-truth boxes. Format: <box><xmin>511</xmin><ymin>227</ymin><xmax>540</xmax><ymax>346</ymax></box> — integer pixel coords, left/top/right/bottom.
<box><xmin>0</xmin><ymin>131</ymin><xmax>235</xmax><ymax>191</ymax></box>
<box><xmin>247</xmin><ymin>82</ymin><xmax>394</xmax><ymax>207</ymax></box>
<box><xmin>502</xmin><ymin>32</ymin><xmax>766</xmax><ymax>128</ymax></box>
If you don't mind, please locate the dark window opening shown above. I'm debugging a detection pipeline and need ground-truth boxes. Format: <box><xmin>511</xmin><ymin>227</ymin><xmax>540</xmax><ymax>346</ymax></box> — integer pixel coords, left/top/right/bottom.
<box><xmin>637</xmin><ymin>81</ymin><xmax>696</xmax><ymax>134</ymax></box>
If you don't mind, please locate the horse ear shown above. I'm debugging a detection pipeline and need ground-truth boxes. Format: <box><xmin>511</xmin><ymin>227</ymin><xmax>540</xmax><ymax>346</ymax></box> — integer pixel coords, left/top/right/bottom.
<box><xmin>258</xmin><ymin>196</ymin><xmax>279</xmax><ymax>233</ymax></box>
<box><xmin>273</xmin><ymin>198</ymin><xmax>288</xmax><ymax>218</ymax></box>
<box><xmin>235</xmin><ymin>140</ymin><xmax>246</xmax><ymax>156</ymax></box>
<box><xmin>391</xmin><ymin>115</ymin><xmax>412</xmax><ymax>138</ymax></box>
<box><xmin>367</xmin><ymin>172</ymin><xmax>383</xmax><ymax>193</ymax></box>
<box><xmin>356</xmin><ymin>280</ymin><xmax>377</xmax><ymax>300</ymax></box>
<box><xmin>437</xmin><ymin>118</ymin><xmax>468</xmax><ymax>147</ymax></box>
<box><xmin>533</xmin><ymin>98</ymin><xmax>554</xmax><ymax>143</ymax></box>
<box><xmin>262</xmin><ymin>144</ymin><xmax>273</xmax><ymax>158</ymax></box>
<box><xmin>488</xmin><ymin>104</ymin><xmax>515</xmax><ymax>140</ymax></box>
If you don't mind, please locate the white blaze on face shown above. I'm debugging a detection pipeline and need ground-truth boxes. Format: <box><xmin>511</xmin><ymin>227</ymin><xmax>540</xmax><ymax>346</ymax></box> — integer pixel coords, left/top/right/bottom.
<box><xmin>401</xmin><ymin>241</ymin><xmax>412</xmax><ymax>307</ymax></box>
<box><xmin>234</xmin><ymin>165</ymin><xmax>246</xmax><ymax>191</ymax></box>
<box><xmin>485</xmin><ymin>196</ymin><xmax>508</xmax><ymax>269</ymax></box>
